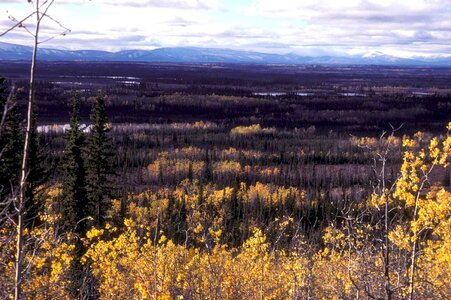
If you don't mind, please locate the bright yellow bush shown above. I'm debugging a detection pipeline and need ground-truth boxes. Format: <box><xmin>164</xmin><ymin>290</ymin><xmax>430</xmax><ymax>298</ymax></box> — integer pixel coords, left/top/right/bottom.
<box><xmin>230</xmin><ymin>124</ymin><xmax>276</xmax><ymax>136</ymax></box>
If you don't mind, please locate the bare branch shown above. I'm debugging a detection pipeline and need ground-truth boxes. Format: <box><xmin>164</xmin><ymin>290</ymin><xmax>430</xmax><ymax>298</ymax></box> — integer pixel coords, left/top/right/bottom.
<box><xmin>38</xmin><ymin>28</ymin><xmax>70</xmax><ymax>44</ymax></box>
<box><xmin>0</xmin><ymin>12</ymin><xmax>36</xmax><ymax>38</ymax></box>
<box><xmin>1</xmin><ymin>0</ymin><xmax>70</xmax><ymax>43</ymax></box>
<box><xmin>40</xmin><ymin>0</ymin><xmax>56</xmax><ymax>17</ymax></box>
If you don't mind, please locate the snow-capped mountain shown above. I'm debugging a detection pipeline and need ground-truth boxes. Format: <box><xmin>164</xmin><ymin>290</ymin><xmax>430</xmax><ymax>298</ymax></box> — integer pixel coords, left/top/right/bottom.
<box><xmin>0</xmin><ymin>42</ymin><xmax>450</xmax><ymax>66</ymax></box>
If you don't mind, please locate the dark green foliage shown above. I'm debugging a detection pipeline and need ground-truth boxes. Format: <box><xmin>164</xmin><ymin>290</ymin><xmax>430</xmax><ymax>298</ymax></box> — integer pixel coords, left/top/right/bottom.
<box><xmin>204</xmin><ymin>149</ymin><xmax>212</xmax><ymax>183</ymax></box>
<box><xmin>0</xmin><ymin>85</ymin><xmax>22</xmax><ymax>200</ymax></box>
<box><xmin>0</xmin><ymin>78</ymin><xmax>47</xmax><ymax>227</ymax></box>
<box><xmin>60</xmin><ymin>93</ymin><xmax>88</xmax><ymax>235</ymax></box>
<box><xmin>86</xmin><ymin>96</ymin><xmax>115</xmax><ymax>227</ymax></box>
<box><xmin>24</xmin><ymin>110</ymin><xmax>49</xmax><ymax>228</ymax></box>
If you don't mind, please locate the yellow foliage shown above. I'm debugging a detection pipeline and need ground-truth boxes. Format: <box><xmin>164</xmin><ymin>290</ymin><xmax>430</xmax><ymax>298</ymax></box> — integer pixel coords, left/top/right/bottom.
<box><xmin>2</xmin><ymin>124</ymin><xmax>450</xmax><ymax>299</ymax></box>
<box><xmin>230</xmin><ymin>124</ymin><xmax>276</xmax><ymax>136</ymax></box>
<box><xmin>84</xmin><ymin>223</ymin><xmax>310</xmax><ymax>299</ymax></box>
<box><xmin>213</xmin><ymin>160</ymin><xmax>241</xmax><ymax>174</ymax></box>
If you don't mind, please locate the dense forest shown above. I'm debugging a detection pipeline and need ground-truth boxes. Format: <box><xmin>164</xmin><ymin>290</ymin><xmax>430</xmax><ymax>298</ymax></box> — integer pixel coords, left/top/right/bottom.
<box><xmin>0</xmin><ymin>63</ymin><xmax>450</xmax><ymax>299</ymax></box>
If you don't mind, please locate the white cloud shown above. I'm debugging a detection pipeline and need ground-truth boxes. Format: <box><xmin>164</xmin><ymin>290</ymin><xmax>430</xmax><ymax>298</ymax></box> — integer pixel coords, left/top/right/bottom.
<box><xmin>242</xmin><ymin>0</ymin><xmax>451</xmax><ymax>57</ymax></box>
<box><xmin>38</xmin><ymin>0</ymin><xmax>222</xmax><ymax>10</ymax></box>
<box><xmin>0</xmin><ymin>0</ymin><xmax>450</xmax><ymax>57</ymax></box>
<box><xmin>102</xmin><ymin>0</ymin><xmax>221</xmax><ymax>10</ymax></box>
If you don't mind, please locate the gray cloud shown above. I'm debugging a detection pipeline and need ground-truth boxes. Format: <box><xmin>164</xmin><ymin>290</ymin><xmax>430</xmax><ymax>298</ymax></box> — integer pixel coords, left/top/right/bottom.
<box><xmin>247</xmin><ymin>0</ymin><xmax>451</xmax><ymax>53</ymax></box>
<box><xmin>2</xmin><ymin>0</ymin><xmax>451</xmax><ymax>57</ymax></box>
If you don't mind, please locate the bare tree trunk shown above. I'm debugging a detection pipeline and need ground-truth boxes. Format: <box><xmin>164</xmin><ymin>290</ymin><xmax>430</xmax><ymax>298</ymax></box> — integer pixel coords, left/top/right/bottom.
<box><xmin>408</xmin><ymin>172</ymin><xmax>430</xmax><ymax>300</ymax></box>
<box><xmin>408</xmin><ymin>200</ymin><xmax>420</xmax><ymax>300</ymax></box>
<box><xmin>381</xmin><ymin>157</ymin><xmax>391</xmax><ymax>300</ymax></box>
<box><xmin>15</xmin><ymin>2</ymin><xmax>40</xmax><ymax>299</ymax></box>
<box><xmin>383</xmin><ymin>197</ymin><xmax>391</xmax><ymax>300</ymax></box>
<box><xmin>365</xmin><ymin>127</ymin><xmax>402</xmax><ymax>300</ymax></box>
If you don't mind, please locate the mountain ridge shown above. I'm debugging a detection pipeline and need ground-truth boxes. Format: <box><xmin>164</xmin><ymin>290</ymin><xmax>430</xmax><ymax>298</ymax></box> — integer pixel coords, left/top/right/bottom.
<box><xmin>0</xmin><ymin>42</ymin><xmax>450</xmax><ymax>66</ymax></box>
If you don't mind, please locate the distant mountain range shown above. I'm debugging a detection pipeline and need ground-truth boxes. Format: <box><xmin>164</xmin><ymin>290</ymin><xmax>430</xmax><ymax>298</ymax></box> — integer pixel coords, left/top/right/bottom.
<box><xmin>1</xmin><ymin>42</ymin><xmax>450</xmax><ymax>66</ymax></box>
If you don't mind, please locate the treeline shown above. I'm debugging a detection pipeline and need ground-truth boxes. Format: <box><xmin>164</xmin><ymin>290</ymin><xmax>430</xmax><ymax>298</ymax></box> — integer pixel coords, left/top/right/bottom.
<box><xmin>42</xmin><ymin>92</ymin><xmax>451</xmax><ymax>131</ymax></box>
<box><xmin>6</xmin><ymin>73</ymin><xmax>451</xmax><ymax>132</ymax></box>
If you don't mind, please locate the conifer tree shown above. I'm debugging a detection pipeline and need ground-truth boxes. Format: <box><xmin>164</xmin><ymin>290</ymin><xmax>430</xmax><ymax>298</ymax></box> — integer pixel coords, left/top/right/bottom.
<box><xmin>86</xmin><ymin>95</ymin><xmax>115</xmax><ymax>227</ymax></box>
<box><xmin>0</xmin><ymin>92</ymin><xmax>22</xmax><ymax>200</ymax></box>
<box><xmin>24</xmin><ymin>110</ymin><xmax>48</xmax><ymax>228</ymax></box>
<box><xmin>0</xmin><ymin>79</ymin><xmax>48</xmax><ymax>227</ymax></box>
<box><xmin>60</xmin><ymin>92</ymin><xmax>88</xmax><ymax>235</ymax></box>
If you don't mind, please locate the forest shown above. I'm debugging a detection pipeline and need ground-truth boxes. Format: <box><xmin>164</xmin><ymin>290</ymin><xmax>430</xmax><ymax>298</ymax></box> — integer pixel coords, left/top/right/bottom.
<box><xmin>0</xmin><ymin>62</ymin><xmax>450</xmax><ymax>299</ymax></box>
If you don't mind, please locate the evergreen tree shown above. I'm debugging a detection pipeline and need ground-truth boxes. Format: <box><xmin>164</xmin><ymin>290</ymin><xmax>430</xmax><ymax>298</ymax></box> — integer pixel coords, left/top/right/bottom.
<box><xmin>60</xmin><ymin>92</ymin><xmax>88</xmax><ymax>235</ymax></box>
<box><xmin>86</xmin><ymin>95</ymin><xmax>115</xmax><ymax>227</ymax></box>
<box><xmin>24</xmin><ymin>110</ymin><xmax>48</xmax><ymax>228</ymax></box>
<box><xmin>0</xmin><ymin>81</ymin><xmax>22</xmax><ymax>200</ymax></box>
<box><xmin>0</xmin><ymin>78</ymin><xmax>47</xmax><ymax>228</ymax></box>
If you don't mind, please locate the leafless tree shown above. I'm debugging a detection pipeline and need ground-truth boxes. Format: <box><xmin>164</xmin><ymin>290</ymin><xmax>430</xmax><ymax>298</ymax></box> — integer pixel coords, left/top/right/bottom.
<box><xmin>370</xmin><ymin>125</ymin><xmax>403</xmax><ymax>300</ymax></box>
<box><xmin>344</xmin><ymin>124</ymin><xmax>403</xmax><ymax>300</ymax></box>
<box><xmin>1</xmin><ymin>1</ymin><xmax>69</xmax><ymax>299</ymax></box>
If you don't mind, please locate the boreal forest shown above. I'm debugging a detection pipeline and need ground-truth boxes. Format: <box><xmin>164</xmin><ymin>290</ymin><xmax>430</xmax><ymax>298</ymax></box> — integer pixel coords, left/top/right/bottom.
<box><xmin>0</xmin><ymin>60</ymin><xmax>450</xmax><ymax>299</ymax></box>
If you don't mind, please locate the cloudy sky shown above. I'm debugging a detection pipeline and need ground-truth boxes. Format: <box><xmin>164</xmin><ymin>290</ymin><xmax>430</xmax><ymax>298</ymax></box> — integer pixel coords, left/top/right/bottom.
<box><xmin>1</xmin><ymin>0</ymin><xmax>451</xmax><ymax>57</ymax></box>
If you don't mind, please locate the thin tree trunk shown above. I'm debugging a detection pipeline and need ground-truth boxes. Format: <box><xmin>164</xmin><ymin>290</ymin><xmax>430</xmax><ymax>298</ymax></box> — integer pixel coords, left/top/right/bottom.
<box><xmin>408</xmin><ymin>200</ymin><xmax>420</xmax><ymax>300</ymax></box>
<box><xmin>382</xmin><ymin>158</ymin><xmax>391</xmax><ymax>300</ymax></box>
<box><xmin>15</xmin><ymin>2</ymin><xmax>40</xmax><ymax>299</ymax></box>
<box><xmin>408</xmin><ymin>175</ymin><xmax>429</xmax><ymax>300</ymax></box>
<box><xmin>384</xmin><ymin>197</ymin><xmax>391</xmax><ymax>300</ymax></box>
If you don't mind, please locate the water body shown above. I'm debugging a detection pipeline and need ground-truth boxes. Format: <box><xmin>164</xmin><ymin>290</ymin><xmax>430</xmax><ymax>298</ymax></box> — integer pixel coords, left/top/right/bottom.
<box><xmin>338</xmin><ymin>92</ymin><xmax>367</xmax><ymax>97</ymax></box>
<box><xmin>253</xmin><ymin>92</ymin><xmax>287</xmax><ymax>96</ymax></box>
<box><xmin>253</xmin><ymin>92</ymin><xmax>315</xmax><ymax>97</ymax></box>
<box><xmin>412</xmin><ymin>92</ymin><xmax>434</xmax><ymax>97</ymax></box>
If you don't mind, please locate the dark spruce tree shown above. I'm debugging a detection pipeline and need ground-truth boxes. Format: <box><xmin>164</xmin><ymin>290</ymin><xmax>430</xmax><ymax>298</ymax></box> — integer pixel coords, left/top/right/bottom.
<box><xmin>86</xmin><ymin>95</ymin><xmax>115</xmax><ymax>227</ymax></box>
<box><xmin>0</xmin><ymin>79</ymin><xmax>22</xmax><ymax>201</ymax></box>
<box><xmin>0</xmin><ymin>103</ymin><xmax>22</xmax><ymax>199</ymax></box>
<box><xmin>0</xmin><ymin>79</ymin><xmax>47</xmax><ymax>228</ymax></box>
<box><xmin>24</xmin><ymin>109</ymin><xmax>49</xmax><ymax>228</ymax></box>
<box><xmin>60</xmin><ymin>92</ymin><xmax>88</xmax><ymax>235</ymax></box>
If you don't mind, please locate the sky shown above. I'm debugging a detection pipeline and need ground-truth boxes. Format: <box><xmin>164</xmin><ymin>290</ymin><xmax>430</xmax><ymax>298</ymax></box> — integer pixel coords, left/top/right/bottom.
<box><xmin>1</xmin><ymin>0</ymin><xmax>451</xmax><ymax>58</ymax></box>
